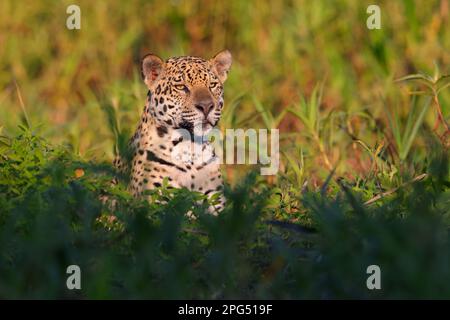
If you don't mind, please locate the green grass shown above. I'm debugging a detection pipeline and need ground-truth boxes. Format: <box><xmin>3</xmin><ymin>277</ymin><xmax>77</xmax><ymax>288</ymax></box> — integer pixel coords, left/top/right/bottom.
<box><xmin>0</xmin><ymin>0</ymin><xmax>449</xmax><ymax>298</ymax></box>
<box><xmin>0</xmin><ymin>128</ymin><xmax>449</xmax><ymax>299</ymax></box>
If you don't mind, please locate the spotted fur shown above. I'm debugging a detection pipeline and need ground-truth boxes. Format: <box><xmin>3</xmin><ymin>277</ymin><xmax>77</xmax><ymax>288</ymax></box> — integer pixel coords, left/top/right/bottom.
<box><xmin>114</xmin><ymin>50</ymin><xmax>232</xmax><ymax>214</ymax></box>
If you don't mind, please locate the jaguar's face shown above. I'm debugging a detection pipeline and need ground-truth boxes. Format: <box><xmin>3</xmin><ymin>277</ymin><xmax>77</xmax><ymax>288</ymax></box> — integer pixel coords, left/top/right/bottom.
<box><xmin>142</xmin><ymin>50</ymin><xmax>232</xmax><ymax>135</ymax></box>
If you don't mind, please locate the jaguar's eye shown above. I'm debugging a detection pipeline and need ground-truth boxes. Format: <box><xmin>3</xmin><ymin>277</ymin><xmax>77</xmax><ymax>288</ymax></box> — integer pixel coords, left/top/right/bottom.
<box><xmin>174</xmin><ymin>84</ymin><xmax>189</xmax><ymax>93</ymax></box>
<box><xmin>209</xmin><ymin>82</ymin><xmax>219</xmax><ymax>89</ymax></box>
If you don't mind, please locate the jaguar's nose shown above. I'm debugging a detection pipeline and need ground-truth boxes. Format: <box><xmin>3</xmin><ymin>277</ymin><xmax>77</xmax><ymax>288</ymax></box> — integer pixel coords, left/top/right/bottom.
<box><xmin>193</xmin><ymin>87</ymin><xmax>214</xmax><ymax>117</ymax></box>
<box><xmin>195</xmin><ymin>101</ymin><xmax>214</xmax><ymax>117</ymax></box>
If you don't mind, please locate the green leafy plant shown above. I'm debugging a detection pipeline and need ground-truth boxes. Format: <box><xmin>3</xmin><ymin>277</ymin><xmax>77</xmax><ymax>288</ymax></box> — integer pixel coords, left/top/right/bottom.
<box><xmin>288</xmin><ymin>83</ymin><xmax>334</xmax><ymax>171</ymax></box>
<box><xmin>396</xmin><ymin>65</ymin><xmax>450</xmax><ymax>143</ymax></box>
<box><xmin>385</xmin><ymin>95</ymin><xmax>431</xmax><ymax>162</ymax></box>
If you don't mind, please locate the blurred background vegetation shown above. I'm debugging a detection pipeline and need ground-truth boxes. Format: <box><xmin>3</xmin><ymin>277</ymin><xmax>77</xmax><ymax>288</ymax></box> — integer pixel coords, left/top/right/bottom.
<box><xmin>0</xmin><ymin>0</ymin><xmax>449</xmax><ymax>298</ymax></box>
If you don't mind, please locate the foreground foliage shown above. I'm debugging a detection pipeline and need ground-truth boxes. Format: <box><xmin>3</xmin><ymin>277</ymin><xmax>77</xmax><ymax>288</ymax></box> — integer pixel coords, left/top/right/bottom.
<box><xmin>0</xmin><ymin>129</ymin><xmax>448</xmax><ymax>299</ymax></box>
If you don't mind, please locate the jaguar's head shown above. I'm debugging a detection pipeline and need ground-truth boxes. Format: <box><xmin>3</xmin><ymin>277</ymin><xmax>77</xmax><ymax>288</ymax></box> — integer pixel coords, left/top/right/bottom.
<box><xmin>141</xmin><ymin>50</ymin><xmax>232</xmax><ymax>135</ymax></box>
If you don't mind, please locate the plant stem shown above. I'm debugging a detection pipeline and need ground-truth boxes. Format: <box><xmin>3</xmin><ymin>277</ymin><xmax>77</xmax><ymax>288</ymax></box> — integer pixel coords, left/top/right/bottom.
<box><xmin>434</xmin><ymin>94</ymin><xmax>449</xmax><ymax>131</ymax></box>
<box><xmin>433</xmin><ymin>93</ymin><xmax>449</xmax><ymax>146</ymax></box>
<box><xmin>312</xmin><ymin>131</ymin><xmax>333</xmax><ymax>171</ymax></box>
<box><xmin>13</xmin><ymin>79</ymin><xmax>31</xmax><ymax>129</ymax></box>
<box><xmin>364</xmin><ymin>173</ymin><xmax>428</xmax><ymax>206</ymax></box>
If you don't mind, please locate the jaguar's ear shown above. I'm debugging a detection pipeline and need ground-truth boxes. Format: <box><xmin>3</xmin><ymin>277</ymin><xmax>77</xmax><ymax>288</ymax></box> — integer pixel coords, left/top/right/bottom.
<box><xmin>210</xmin><ymin>50</ymin><xmax>232</xmax><ymax>83</ymax></box>
<box><xmin>141</xmin><ymin>54</ymin><xmax>165</xmax><ymax>88</ymax></box>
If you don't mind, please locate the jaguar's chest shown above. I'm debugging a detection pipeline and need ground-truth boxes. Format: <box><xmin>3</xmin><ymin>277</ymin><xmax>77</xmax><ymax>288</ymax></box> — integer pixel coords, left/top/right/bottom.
<box><xmin>129</xmin><ymin>124</ymin><xmax>222</xmax><ymax>196</ymax></box>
